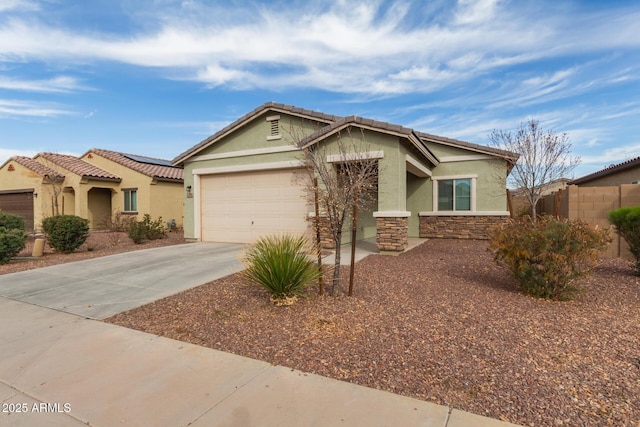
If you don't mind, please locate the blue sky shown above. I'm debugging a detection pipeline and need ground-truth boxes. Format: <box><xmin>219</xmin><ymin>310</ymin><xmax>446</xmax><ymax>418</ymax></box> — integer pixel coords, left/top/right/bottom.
<box><xmin>1</xmin><ymin>0</ymin><xmax>639</xmax><ymax>178</ymax></box>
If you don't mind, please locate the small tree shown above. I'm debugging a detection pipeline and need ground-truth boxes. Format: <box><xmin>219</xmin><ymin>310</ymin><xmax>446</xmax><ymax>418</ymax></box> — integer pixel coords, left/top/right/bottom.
<box><xmin>490</xmin><ymin>120</ymin><xmax>579</xmax><ymax>219</ymax></box>
<box><xmin>609</xmin><ymin>206</ymin><xmax>640</xmax><ymax>275</ymax></box>
<box><xmin>36</xmin><ymin>155</ymin><xmax>66</xmax><ymax>216</ymax></box>
<box><xmin>298</xmin><ymin>127</ymin><xmax>378</xmax><ymax>296</ymax></box>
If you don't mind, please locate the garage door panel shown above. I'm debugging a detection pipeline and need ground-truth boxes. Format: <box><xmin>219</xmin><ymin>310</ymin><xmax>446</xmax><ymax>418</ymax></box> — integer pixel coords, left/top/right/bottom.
<box><xmin>0</xmin><ymin>191</ymin><xmax>35</xmax><ymax>231</ymax></box>
<box><xmin>200</xmin><ymin>169</ymin><xmax>309</xmax><ymax>243</ymax></box>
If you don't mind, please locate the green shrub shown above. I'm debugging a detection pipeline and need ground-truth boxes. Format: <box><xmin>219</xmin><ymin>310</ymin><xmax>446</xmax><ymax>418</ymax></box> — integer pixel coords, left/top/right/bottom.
<box><xmin>242</xmin><ymin>235</ymin><xmax>322</xmax><ymax>304</ymax></box>
<box><xmin>609</xmin><ymin>206</ymin><xmax>640</xmax><ymax>275</ymax></box>
<box><xmin>126</xmin><ymin>214</ymin><xmax>165</xmax><ymax>244</ymax></box>
<box><xmin>488</xmin><ymin>216</ymin><xmax>611</xmax><ymax>300</ymax></box>
<box><xmin>0</xmin><ymin>211</ymin><xmax>25</xmax><ymax>231</ymax></box>
<box><xmin>42</xmin><ymin>215</ymin><xmax>90</xmax><ymax>254</ymax></box>
<box><xmin>0</xmin><ymin>228</ymin><xmax>26</xmax><ymax>264</ymax></box>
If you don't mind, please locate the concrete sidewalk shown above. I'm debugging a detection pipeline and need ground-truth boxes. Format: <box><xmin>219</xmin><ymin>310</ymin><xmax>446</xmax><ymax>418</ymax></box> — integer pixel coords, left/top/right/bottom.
<box><xmin>323</xmin><ymin>237</ymin><xmax>426</xmax><ymax>265</ymax></box>
<box><xmin>0</xmin><ymin>297</ymin><xmax>522</xmax><ymax>427</ymax></box>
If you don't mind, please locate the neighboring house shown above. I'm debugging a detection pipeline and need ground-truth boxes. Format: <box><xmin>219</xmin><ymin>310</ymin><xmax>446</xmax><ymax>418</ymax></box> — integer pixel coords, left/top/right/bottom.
<box><xmin>0</xmin><ymin>150</ymin><xmax>184</xmax><ymax>231</ymax></box>
<box><xmin>0</xmin><ymin>156</ymin><xmax>64</xmax><ymax>231</ymax></box>
<box><xmin>173</xmin><ymin>102</ymin><xmax>518</xmax><ymax>253</ymax></box>
<box><xmin>570</xmin><ymin>156</ymin><xmax>640</xmax><ymax>186</ymax></box>
<box><xmin>510</xmin><ymin>178</ymin><xmax>572</xmax><ymax>216</ymax></box>
<box><xmin>81</xmin><ymin>149</ymin><xmax>184</xmax><ymax>228</ymax></box>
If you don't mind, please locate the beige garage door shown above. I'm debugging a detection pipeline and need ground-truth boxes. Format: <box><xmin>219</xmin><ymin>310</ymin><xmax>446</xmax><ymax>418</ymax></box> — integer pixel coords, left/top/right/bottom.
<box><xmin>200</xmin><ymin>169</ymin><xmax>309</xmax><ymax>243</ymax></box>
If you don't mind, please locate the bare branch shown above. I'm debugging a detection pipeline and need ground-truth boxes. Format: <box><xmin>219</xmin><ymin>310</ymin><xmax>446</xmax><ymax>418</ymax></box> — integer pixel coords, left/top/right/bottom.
<box><xmin>287</xmin><ymin>121</ymin><xmax>378</xmax><ymax>295</ymax></box>
<box><xmin>490</xmin><ymin>119</ymin><xmax>579</xmax><ymax>219</ymax></box>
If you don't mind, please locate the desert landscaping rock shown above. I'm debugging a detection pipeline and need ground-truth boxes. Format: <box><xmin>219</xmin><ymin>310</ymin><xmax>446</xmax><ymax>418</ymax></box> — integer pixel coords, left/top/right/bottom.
<box><xmin>106</xmin><ymin>239</ymin><xmax>639</xmax><ymax>426</ymax></box>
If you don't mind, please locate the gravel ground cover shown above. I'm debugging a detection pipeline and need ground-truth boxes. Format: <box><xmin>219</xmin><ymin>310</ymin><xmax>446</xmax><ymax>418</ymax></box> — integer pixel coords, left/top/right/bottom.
<box><xmin>106</xmin><ymin>239</ymin><xmax>640</xmax><ymax>427</ymax></box>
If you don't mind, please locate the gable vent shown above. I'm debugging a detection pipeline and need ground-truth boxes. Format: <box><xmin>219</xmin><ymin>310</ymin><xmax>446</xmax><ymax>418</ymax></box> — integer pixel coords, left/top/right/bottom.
<box><xmin>266</xmin><ymin>115</ymin><xmax>281</xmax><ymax>140</ymax></box>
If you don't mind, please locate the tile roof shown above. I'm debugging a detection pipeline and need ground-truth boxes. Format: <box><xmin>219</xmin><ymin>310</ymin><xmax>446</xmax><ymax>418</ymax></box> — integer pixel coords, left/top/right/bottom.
<box><xmin>571</xmin><ymin>156</ymin><xmax>640</xmax><ymax>185</ymax></box>
<box><xmin>416</xmin><ymin>131</ymin><xmax>519</xmax><ymax>161</ymax></box>
<box><xmin>172</xmin><ymin>101</ymin><xmax>520</xmax><ymax>165</ymax></box>
<box><xmin>9</xmin><ymin>156</ymin><xmax>65</xmax><ymax>179</ymax></box>
<box><xmin>36</xmin><ymin>153</ymin><xmax>121</xmax><ymax>182</ymax></box>
<box><xmin>297</xmin><ymin>115</ymin><xmax>440</xmax><ymax>166</ymax></box>
<box><xmin>87</xmin><ymin>148</ymin><xmax>183</xmax><ymax>182</ymax></box>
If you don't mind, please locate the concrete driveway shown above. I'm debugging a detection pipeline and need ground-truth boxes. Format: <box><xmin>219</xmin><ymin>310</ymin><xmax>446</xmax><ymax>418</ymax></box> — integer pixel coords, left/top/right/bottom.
<box><xmin>0</xmin><ymin>242</ymin><xmax>244</xmax><ymax>319</ymax></box>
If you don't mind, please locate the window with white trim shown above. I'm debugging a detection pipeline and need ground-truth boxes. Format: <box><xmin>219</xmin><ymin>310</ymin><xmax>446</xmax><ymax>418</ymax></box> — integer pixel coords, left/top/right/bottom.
<box><xmin>437</xmin><ymin>178</ymin><xmax>472</xmax><ymax>211</ymax></box>
<box><xmin>123</xmin><ymin>188</ymin><xmax>138</xmax><ymax>212</ymax></box>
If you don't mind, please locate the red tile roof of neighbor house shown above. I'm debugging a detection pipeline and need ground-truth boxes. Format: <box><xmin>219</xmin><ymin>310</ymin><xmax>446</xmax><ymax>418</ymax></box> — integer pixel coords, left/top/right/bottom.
<box><xmin>36</xmin><ymin>153</ymin><xmax>121</xmax><ymax>182</ymax></box>
<box><xmin>172</xmin><ymin>101</ymin><xmax>520</xmax><ymax>166</ymax></box>
<box><xmin>570</xmin><ymin>156</ymin><xmax>640</xmax><ymax>185</ymax></box>
<box><xmin>86</xmin><ymin>148</ymin><xmax>183</xmax><ymax>182</ymax></box>
<box><xmin>10</xmin><ymin>156</ymin><xmax>65</xmax><ymax>179</ymax></box>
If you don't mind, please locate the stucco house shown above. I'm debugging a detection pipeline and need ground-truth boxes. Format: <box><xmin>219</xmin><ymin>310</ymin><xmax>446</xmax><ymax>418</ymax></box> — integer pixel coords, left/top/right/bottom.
<box><xmin>0</xmin><ymin>150</ymin><xmax>184</xmax><ymax>232</ymax></box>
<box><xmin>570</xmin><ymin>156</ymin><xmax>640</xmax><ymax>187</ymax></box>
<box><xmin>173</xmin><ymin>102</ymin><xmax>518</xmax><ymax>253</ymax></box>
<box><xmin>0</xmin><ymin>156</ymin><xmax>64</xmax><ymax>231</ymax></box>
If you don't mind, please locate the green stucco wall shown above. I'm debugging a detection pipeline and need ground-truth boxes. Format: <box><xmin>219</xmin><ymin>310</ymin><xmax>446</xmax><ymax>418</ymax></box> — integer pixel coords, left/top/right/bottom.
<box><xmin>181</xmin><ymin>110</ymin><xmax>511</xmax><ymax>240</ymax></box>
<box><xmin>432</xmin><ymin>158</ymin><xmax>508</xmax><ymax>211</ymax></box>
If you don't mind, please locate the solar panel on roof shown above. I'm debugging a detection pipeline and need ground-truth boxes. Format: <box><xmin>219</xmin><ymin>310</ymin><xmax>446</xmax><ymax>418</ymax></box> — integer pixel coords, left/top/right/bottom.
<box><xmin>124</xmin><ymin>154</ymin><xmax>173</xmax><ymax>167</ymax></box>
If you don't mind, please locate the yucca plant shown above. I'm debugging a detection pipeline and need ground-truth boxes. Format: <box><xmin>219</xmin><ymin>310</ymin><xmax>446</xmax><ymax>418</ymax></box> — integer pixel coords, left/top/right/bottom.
<box><xmin>242</xmin><ymin>235</ymin><xmax>321</xmax><ymax>305</ymax></box>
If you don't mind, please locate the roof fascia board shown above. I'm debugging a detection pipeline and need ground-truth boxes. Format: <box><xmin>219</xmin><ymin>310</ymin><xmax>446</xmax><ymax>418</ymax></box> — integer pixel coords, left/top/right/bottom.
<box><xmin>420</xmin><ymin>134</ymin><xmax>519</xmax><ymax>162</ymax></box>
<box><xmin>571</xmin><ymin>157</ymin><xmax>640</xmax><ymax>185</ymax></box>
<box><xmin>173</xmin><ymin>105</ymin><xmax>336</xmax><ymax>166</ymax></box>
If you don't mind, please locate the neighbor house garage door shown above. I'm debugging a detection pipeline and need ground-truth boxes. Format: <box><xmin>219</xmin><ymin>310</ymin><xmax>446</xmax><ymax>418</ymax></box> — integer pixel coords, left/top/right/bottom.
<box><xmin>0</xmin><ymin>190</ymin><xmax>34</xmax><ymax>231</ymax></box>
<box><xmin>200</xmin><ymin>169</ymin><xmax>309</xmax><ymax>243</ymax></box>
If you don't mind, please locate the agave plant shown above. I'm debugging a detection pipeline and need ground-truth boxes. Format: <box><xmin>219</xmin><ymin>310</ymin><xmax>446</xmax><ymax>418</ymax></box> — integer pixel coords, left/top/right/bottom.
<box><xmin>242</xmin><ymin>234</ymin><xmax>321</xmax><ymax>304</ymax></box>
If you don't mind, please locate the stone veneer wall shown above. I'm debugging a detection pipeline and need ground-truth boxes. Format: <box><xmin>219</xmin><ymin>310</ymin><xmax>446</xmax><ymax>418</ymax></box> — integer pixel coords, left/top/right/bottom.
<box><xmin>312</xmin><ymin>216</ymin><xmax>335</xmax><ymax>249</ymax></box>
<box><xmin>419</xmin><ymin>215</ymin><xmax>509</xmax><ymax>240</ymax></box>
<box><xmin>376</xmin><ymin>216</ymin><xmax>408</xmax><ymax>252</ymax></box>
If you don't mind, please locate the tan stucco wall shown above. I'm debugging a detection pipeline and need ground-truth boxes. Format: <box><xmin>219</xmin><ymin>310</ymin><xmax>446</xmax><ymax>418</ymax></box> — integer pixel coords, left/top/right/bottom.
<box><xmin>150</xmin><ymin>181</ymin><xmax>184</xmax><ymax>228</ymax></box>
<box><xmin>0</xmin><ymin>160</ymin><xmax>86</xmax><ymax>230</ymax></box>
<box><xmin>0</xmin><ymin>162</ymin><xmax>43</xmax><ymax>230</ymax></box>
<box><xmin>33</xmin><ymin>157</ymin><xmax>121</xmax><ymax>228</ymax></box>
<box><xmin>82</xmin><ymin>153</ymin><xmax>183</xmax><ymax>227</ymax></box>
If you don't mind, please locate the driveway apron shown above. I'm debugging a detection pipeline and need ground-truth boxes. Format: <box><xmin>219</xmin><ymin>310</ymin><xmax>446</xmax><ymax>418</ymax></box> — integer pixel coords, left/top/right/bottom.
<box><xmin>0</xmin><ymin>242</ymin><xmax>244</xmax><ymax>319</ymax></box>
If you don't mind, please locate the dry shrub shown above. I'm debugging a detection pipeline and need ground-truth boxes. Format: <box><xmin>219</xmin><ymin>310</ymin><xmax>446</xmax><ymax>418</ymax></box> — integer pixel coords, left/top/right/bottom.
<box><xmin>488</xmin><ymin>216</ymin><xmax>611</xmax><ymax>300</ymax></box>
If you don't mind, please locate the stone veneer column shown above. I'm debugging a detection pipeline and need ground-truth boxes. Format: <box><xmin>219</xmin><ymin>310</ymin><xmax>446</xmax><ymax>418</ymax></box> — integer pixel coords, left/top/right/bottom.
<box><xmin>374</xmin><ymin>211</ymin><xmax>410</xmax><ymax>253</ymax></box>
<box><xmin>308</xmin><ymin>214</ymin><xmax>336</xmax><ymax>249</ymax></box>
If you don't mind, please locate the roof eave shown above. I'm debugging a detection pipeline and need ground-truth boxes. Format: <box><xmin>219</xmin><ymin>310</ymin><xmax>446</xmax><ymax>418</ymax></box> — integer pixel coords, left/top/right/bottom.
<box><xmin>172</xmin><ymin>102</ymin><xmax>339</xmax><ymax>166</ymax></box>
<box><xmin>152</xmin><ymin>176</ymin><xmax>184</xmax><ymax>183</ymax></box>
<box><xmin>418</xmin><ymin>132</ymin><xmax>519</xmax><ymax>162</ymax></box>
<box><xmin>570</xmin><ymin>157</ymin><xmax>640</xmax><ymax>185</ymax></box>
<box><xmin>82</xmin><ymin>176</ymin><xmax>122</xmax><ymax>183</ymax></box>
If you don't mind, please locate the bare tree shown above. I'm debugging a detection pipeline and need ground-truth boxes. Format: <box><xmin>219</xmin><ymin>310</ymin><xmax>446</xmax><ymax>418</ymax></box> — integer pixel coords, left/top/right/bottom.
<box><xmin>298</xmin><ymin>127</ymin><xmax>378</xmax><ymax>296</ymax></box>
<box><xmin>489</xmin><ymin>119</ymin><xmax>579</xmax><ymax>219</ymax></box>
<box><xmin>35</xmin><ymin>155</ymin><xmax>66</xmax><ymax>216</ymax></box>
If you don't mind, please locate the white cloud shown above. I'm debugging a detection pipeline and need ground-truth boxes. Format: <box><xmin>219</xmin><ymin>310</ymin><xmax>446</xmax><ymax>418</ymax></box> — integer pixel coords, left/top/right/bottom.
<box><xmin>0</xmin><ymin>99</ymin><xmax>74</xmax><ymax>118</ymax></box>
<box><xmin>580</xmin><ymin>144</ymin><xmax>640</xmax><ymax>166</ymax></box>
<box><xmin>0</xmin><ymin>0</ymin><xmax>38</xmax><ymax>13</ymax></box>
<box><xmin>0</xmin><ymin>75</ymin><xmax>89</xmax><ymax>93</ymax></box>
<box><xmin>453</xmin><ymin>0</ymin><xmax>502</xmax><ymax>25</ymax></box>
<box><xmin>0</xmin><ymin>147</ymin><xmax>38</xmax><ymax>166</ymax></box>
<box><xmin>0</xmin><ymin>1</ymin><xmax>638</xmax><ymax>98</ymax></box>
